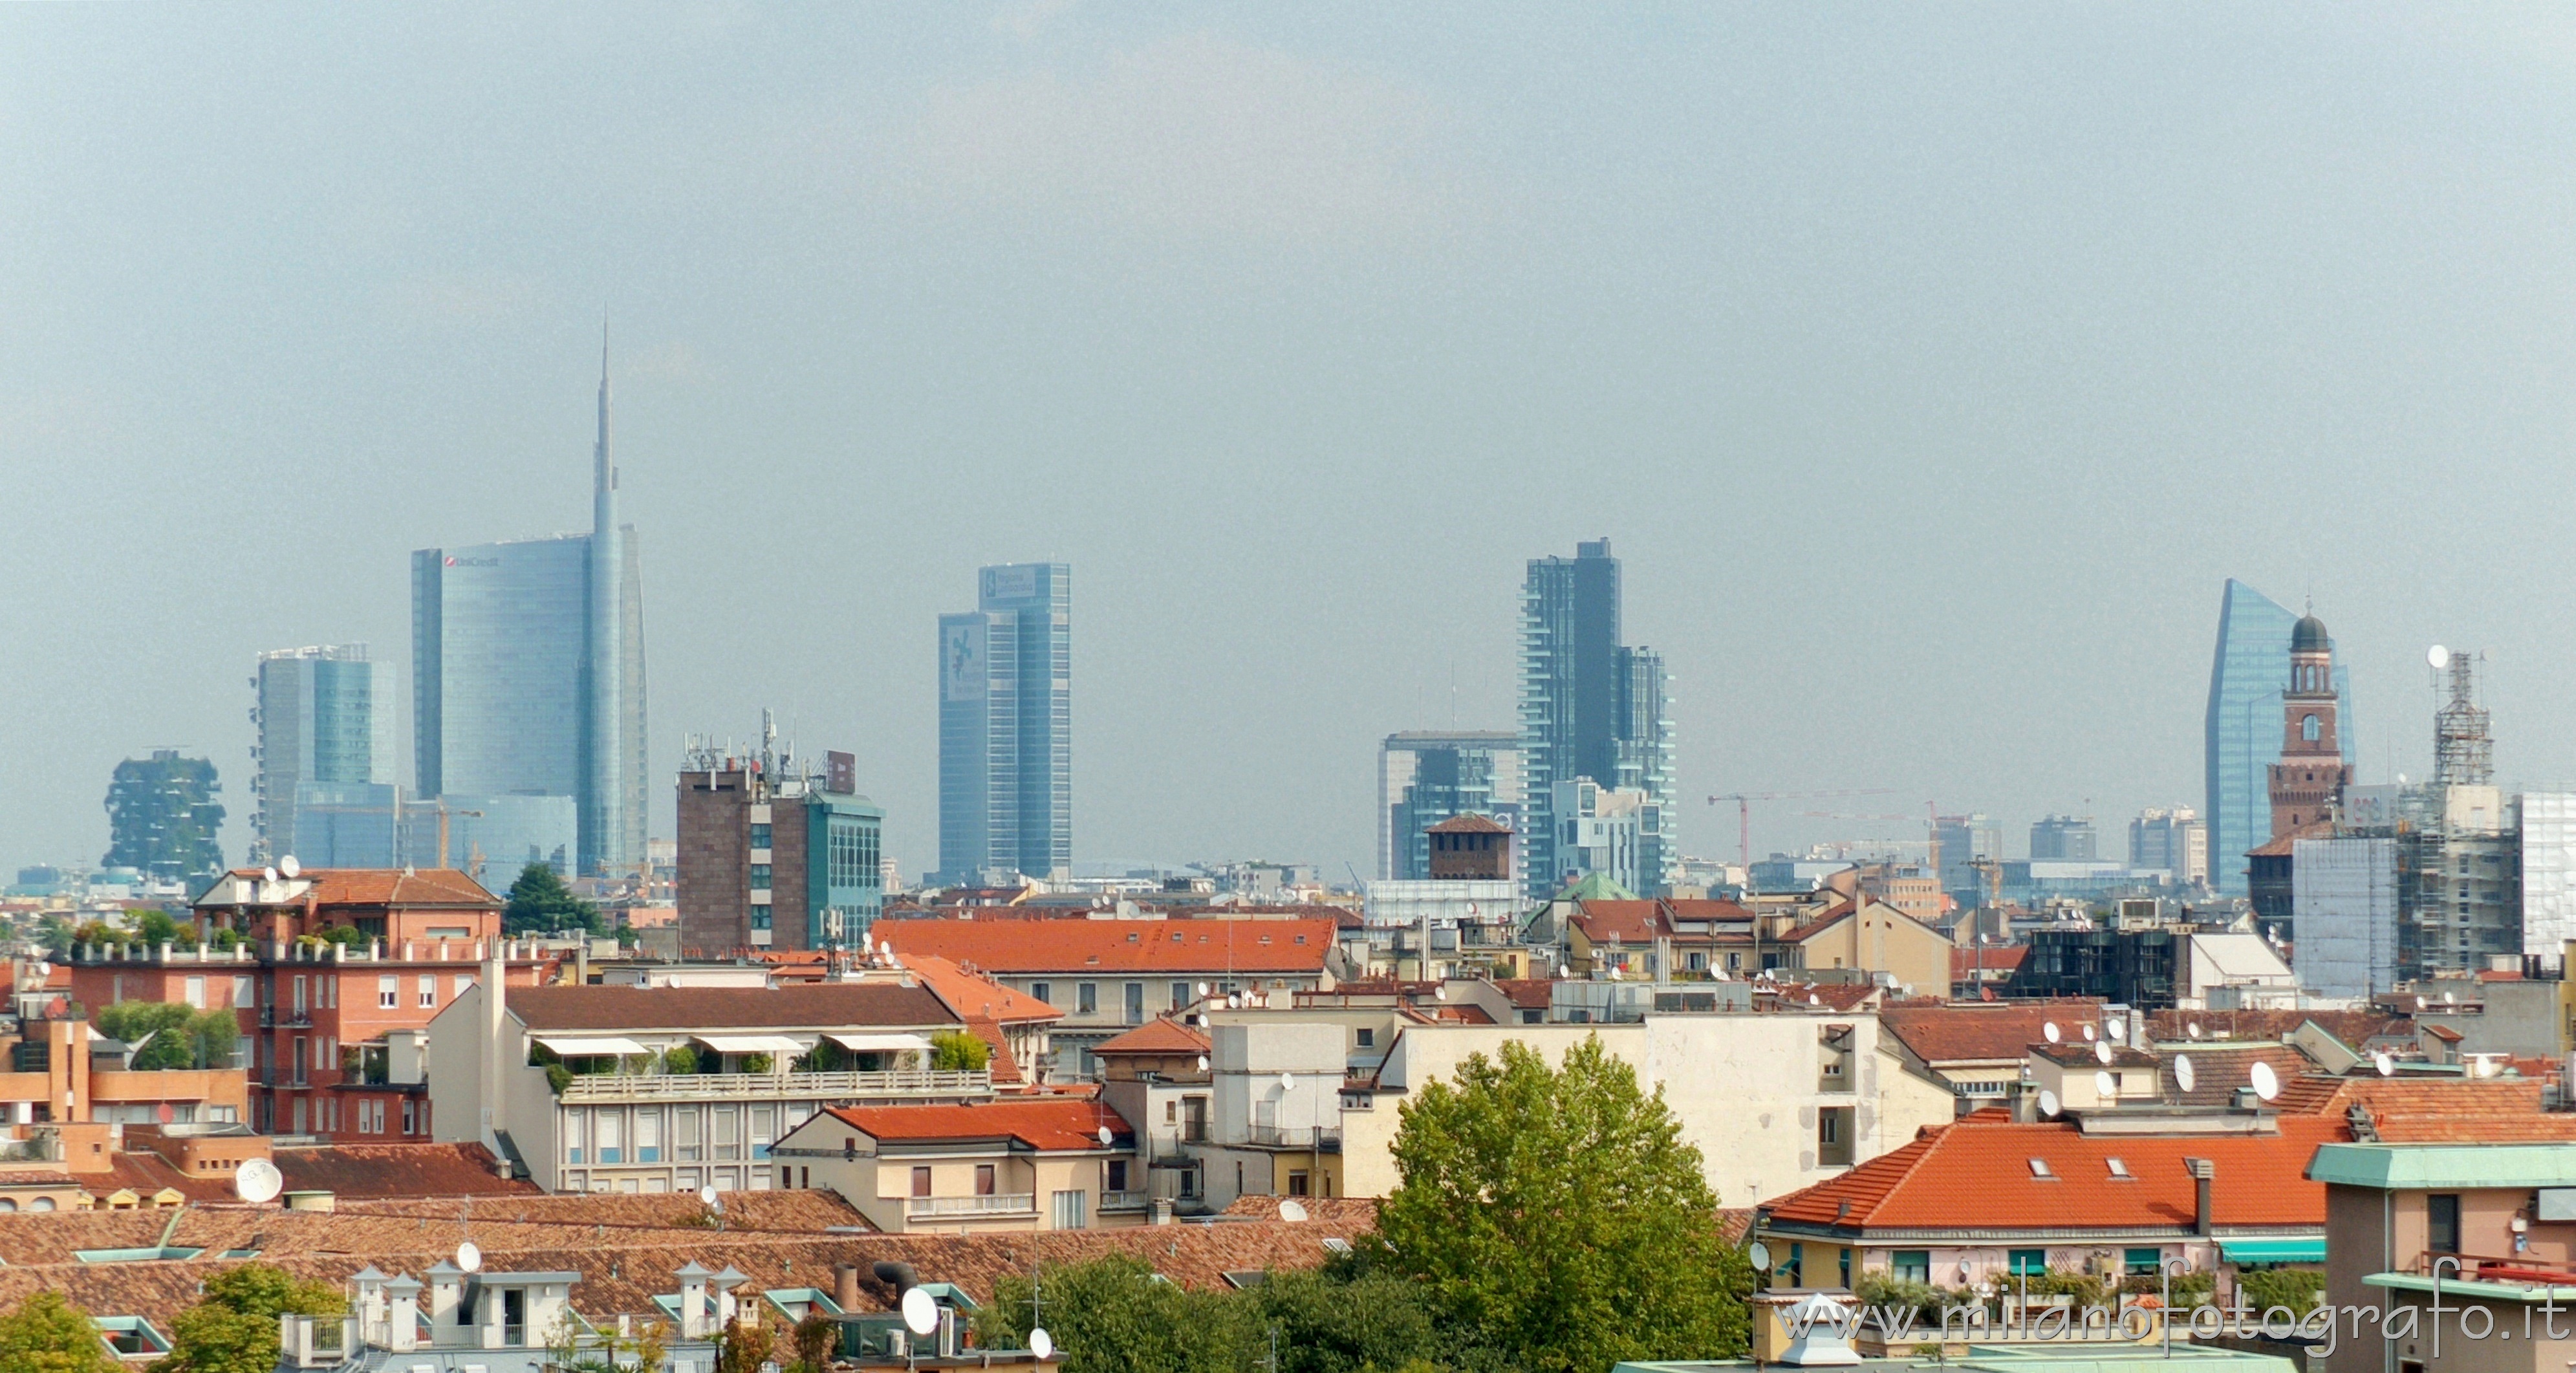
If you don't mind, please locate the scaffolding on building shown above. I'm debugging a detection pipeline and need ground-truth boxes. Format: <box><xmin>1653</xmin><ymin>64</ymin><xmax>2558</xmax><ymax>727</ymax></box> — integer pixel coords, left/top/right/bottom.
<box><xmin>2433</xmin><ymin>648</ymin><xmax>2493</xmax><ymax>787</ymax></box>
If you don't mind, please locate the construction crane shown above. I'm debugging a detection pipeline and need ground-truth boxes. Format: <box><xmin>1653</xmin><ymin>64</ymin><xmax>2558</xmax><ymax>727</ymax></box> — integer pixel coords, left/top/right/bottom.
<box><xmin>1706</xmin><ymin>790</ymin><xmax>1899</xmax><ymax>870</ymax></box>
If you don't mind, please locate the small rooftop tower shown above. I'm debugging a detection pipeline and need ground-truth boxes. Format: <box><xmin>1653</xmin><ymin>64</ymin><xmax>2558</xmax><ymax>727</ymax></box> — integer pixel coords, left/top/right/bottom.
<box><xmin>2432</xmin><ymin>647</ymin><xmax>2494</xmax><ymax>788</ymax></box>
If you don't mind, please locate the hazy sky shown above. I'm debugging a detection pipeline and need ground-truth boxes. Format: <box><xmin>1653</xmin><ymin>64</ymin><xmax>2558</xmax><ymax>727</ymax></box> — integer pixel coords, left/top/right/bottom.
<box><xmin>10</xmin><ymin>3</ymin><xmax>2576</xmax><ymax>881</ymax></box>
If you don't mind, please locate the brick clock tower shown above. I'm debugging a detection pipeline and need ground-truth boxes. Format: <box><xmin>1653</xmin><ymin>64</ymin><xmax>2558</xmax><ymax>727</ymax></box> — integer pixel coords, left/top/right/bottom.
<box><xmin>2268</xmin><ymin>612</ymin><xmax>2352</xmax><ymax>838</ymax></box>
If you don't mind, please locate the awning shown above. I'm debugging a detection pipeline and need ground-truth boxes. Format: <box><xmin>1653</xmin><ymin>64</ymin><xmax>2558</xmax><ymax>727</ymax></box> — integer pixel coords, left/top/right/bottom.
<box><xmin>826</xmin><ymin>1033</ymin><xmax>933</xmax><ymax>1054</ymax></box>
<box><xmin>693</xmin><ymin>1035</ymin><xmax>808</xmax><ymax>1056</ymax></box>
<box><xmin>534</xmin><ymin>1037</ymin><xmax>653</xmax><ymax>1057</ymax></box>
<box><xmin>2219</xmin><ymin>1238</ymin><xmax>2325</xmax><ymax>1266</ymax></box>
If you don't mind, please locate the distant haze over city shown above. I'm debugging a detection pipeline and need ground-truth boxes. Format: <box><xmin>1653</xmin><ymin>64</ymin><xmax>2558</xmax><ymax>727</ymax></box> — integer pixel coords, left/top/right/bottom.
<box><xmin>10</xmin><ymin>5</ymin><xmax>2576</xmax><ymax>880</ymax></box>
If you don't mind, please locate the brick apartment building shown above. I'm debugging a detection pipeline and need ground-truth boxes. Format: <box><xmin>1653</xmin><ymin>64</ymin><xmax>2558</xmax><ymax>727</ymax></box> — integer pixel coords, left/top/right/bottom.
<box><xmin>676</xmin><ymin>750</ymin><xmax>884</xmax><ymax>956</ymax></box>
<box><xmin>63</xmin><ymin>867</ymin><xmax>555</xmax><ymax>1141</ymax></box>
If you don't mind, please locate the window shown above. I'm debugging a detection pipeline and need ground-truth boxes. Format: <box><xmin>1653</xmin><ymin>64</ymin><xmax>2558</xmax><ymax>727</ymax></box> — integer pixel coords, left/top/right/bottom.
<box><xmin>1892</xmin><ymin>1251</ymin><xmax>1931</xmax><ymax>1284</ymax></box>
<box><xmin>750</xmin><ymin>823</ymin><xmax>772</xmax><ymax>849</ymax></box>
<box><xmin>912</xmin><ymin>1167</ymin><xmax>932</xmax><ymax>1198</ymax></box>
<box><xmin>2302</xmin><ymin>714</ymin><xmax>2321</xmax><ymax>742</ymax></box>
<box><xmin>2027</xmin><ymin>1158</ymin><xmax>2055</xmax><ymax>1179</ymax></box>
<box><xmin>1052</xmin><ymin>1189</ymin><xmax>1087</xmax><ymax>1229</ymax></box>
<box><xmin>975</xmin><ymin>1164</ymin><xmax>996</xmax><ymax>1196</ymax></box>
<box><xmin>1818</xmin><ymin>1107</ymin><xmax>1854</xmax><ymax>1166</ymax></box>
<box><xmin>418</xmin><ymin>976</ymin><xmax>437</xmax><ymax>1009</ymax></box>
<box><xmin>232</xmin><ymin>975</ymin><xmax>252</xmax><ymax>1008</ymax></box>
<box><xmin>598</xmin><ymin>1112</ymin><xmax>623</xmax><ymax>1164</ymax></box>
<box><xmin>2106</xmin><ymin>1157</ymin><xmax>2133</xmax><ymax>1180</ymax></box>
<box><xmin>184</xmin><ymin>977</ymin><xmax>206</xmax><ymax>1009</ymax></box>
<box><xmin>378</xmin><ymin>976</ymin><xmax>398</xmax><ymax>1010</ymax></box>
<box><xmin>1840</xmin><ymin>1248</ymin><xmax>1852</xmax><ymax>1288</ymax></box>
<box><xmin>1785</xmin><ymin>1243</ymin><xmax>1803</xmax><ymax>1285</ymax></box>
<box><xmin>401</xmin><ymin>1099</ymin><xmax>417</xmax><ymax>1135</ymax></box>
<box><xmin>294</xmin><ymin>977</ymin><xmax>308</xmax><ymax>1013</ymax></box>
<box><xmin>2125</xmin><ymin>1248</ymin><xmax>2162</xmax><ymax>1276</ymax></box>
<box><xmin>2009</xmin><ymin>1249</ymin><xmax>2046</xmax><ymax>1277</ymax></box>
<box><xmin>751</xmin><ymin>1106</ymin><xmax>775</xmax><ymax>1159</ymax></box>
<box><xmin>750</xmin><ymin>905</ymin><xmax>772</xmax><ymax>931</ymax></box>
<box><xmin>1030</xmin><ymin>982</ymin><xmax>1051</xmax><ymax>1005</ymax></box>
<box><xmin>636</xmin><ymin>1110</ymin><xmax>661</xmax><ymax>1163</ymax></box>
<box><xmin>1107</xmin><ymin>1160</ymin><xmax>1129</xmax><ymax>1191</ymax></box>
<box><xmin>566</xmin><ymin>1114</ymin><xmax>584</xmax><ymax>1165</ymax></box>
<box><xmin>1077</xmin><ymin>984</ymin><xmax>1098</xmax><ymax>1015</ymax></box>
<box><xmin>748</xmin><ymin>864</ymin><xmax>772</xmax><ymax>888</ymax></box>
<box><xmin>713</xmin><ymin>1107</ymin><xmax>739</xmax><ymax>1160</ymax></box>
<box><xmin>1123</xmin><ymin>983</ymin><xmax>1145</xmax><ymax>1025</ymax></box>
<box><xmin>676</xmin><ymin>1108</ymin><xmax>700</xmax><ymax>1162</ymax></box>
<box><xmin>455</xmin><ymin>975</ymin><xmax>474</xmax><ymax>1000</ymax></box>
<box><xmin>1357</xmin><ymin>1027</ymin><xmax>1375</xmax><ymax>1048</ymax></box>
<box><xmin>1171</xmin><ymin>981</ymin><xmax>1190</xmax><ymax>1011</ymax></box>
<box><xmin>2429</xmin><ymin>1194</ymin><xmax>2462</xmax><ymax>1255</ymax></box>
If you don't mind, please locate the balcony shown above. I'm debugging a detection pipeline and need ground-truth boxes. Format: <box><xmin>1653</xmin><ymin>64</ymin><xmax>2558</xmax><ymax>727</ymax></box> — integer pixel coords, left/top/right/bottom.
<box><xmin>1244</xmin><ymin>1125</ymin><xmax>1341</xmax><ymax>1152</ymax></box>
<box><xmin>258</xmin><ymin>1010</ymin><xmax>314</xmax><ymax>1030</ymax></box>
<box><xmin>1099</xmin><ymin>1190</ymin><xmax>1149</xmax><ymax>1211</ymax></box>
<box><xmin>907</xmin><ymin>1193</ymin><xmax>1035</xmax><ymax>1219</ymax></box>
<box><xmin>556</xmin><ymin>1068</ymin><xmax>993</xmax><ymax>1103</ymax></box>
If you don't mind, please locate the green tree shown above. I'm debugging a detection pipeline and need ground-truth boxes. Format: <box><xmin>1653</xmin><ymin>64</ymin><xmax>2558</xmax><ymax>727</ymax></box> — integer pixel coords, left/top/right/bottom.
<box><xmin>1372</xmin><ymin>1037</ymin><xmax>1751</xmax><ymax>1373</ymax></box>
<box><xmin>128</xmin><ymin>909</ymin><xmax>184</xmax><ymax>946</ymax></box>
<box><xmin>155</xmin><ymin>1264</ymin><xmax>341</xmax><ymax>1373</ymax></box>
<box><xmin>0</xmin><ymin>1290</ymin><xmax>114</xmax><ymax>1373</ymax></box>
<box><xmin>790</xmin><ymin>1312</ymin><xmax>836</xmax><ymax>1373</ymax></box>
<box><xmin>715</xmin><ymin>1320</ymin><xmax>773</xmax><ymax>1373</ymax></box>
<box><xmin>976</xmin><ymin>1253</ymin><xmax>1251</xmax><ymax>1373</ymax></box>
<box><xmin>930</xmin><ymin>1031</ymin><xmax>991</xmax><ymax>1072</ymax></box>
<box><xmin>502</xmin><ymin>863</ymin><xmax>601</xmax><ymax>936</ymax></box>
<box><xmin>1242</xmin><ymin>1266</ymin><xmax>1443</xmax><ymax>1373</ymax></box>
<box><xmin>93</xmin><ymin>1004</ymin><xmax>238</xmax><ymax>1071</ymax></box>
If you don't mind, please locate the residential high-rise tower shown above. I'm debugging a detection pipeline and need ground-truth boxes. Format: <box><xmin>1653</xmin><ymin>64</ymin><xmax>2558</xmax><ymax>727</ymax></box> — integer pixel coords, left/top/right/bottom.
<box><xmin>937</xmin><ymin>562</ymin><xmax>1072</xmax><ymax>885</ymax></box>
<box><xmin>412</xmin><ymin>338</ymin><xmax>646</xmax><ymax>876</ymax></box>
<box><xmin>1519</xmin><ymin>539</ymin><xmax>1674</xmax><ymax>898</ymax></box>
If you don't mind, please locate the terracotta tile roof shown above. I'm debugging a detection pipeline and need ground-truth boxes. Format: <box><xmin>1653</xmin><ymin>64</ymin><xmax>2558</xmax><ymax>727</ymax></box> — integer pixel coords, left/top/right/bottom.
<box><xmin>1951</xmin><ymin>946</ymin><xmax>2029</xmax><ymax>977</ymax></box>
<box><xmin>961</xmin><ymin>1017</ymin><xmax>1023</xmax><ymax>1086</ymax></box>
<box><xmin>1217</xmin><ymin>1195</ymin><xmax>1381</xmax><ymax>1226</ymax></box>
<box><xmin>818</xmin><ymin>1099</ymin><xmax>1132</xmax><ymax>1151</ymax></box>
<box><xmin>506</xmin><ymin>982</ymin><xmax>959</xmax><ymax>1032</ymax></box>
<box><xmin>2422</xmin><ymin>1023</ymin><xmax>2464</xmax><ymax>1043</ymax></box>
<box><xmin>1425</xmin><ymin>814</ymin><xmax>1510</xmax><ymax>834</ymax></box>
<box><xmin>1493</xmin><ymin>978</ymin><xmax>1553</xmax><ymax>1010</ymax></box>
<box><xmin>2282</xmin><ymin>1076</ymin><xmax>2576</xmax><ymax>1142</ymax></box>
<box><xmin>1776</xmin><ymin>902</ymin><xmax>1861</xmax><ymax>944</ymax></box>
<box><xmin>1094</xmin><ymin>1018</ymin><xmax>1211</xmax><ymax>1055</ymax></box>
<box><xmin>2033</xmin><ymin>1042</ymin><xmax>2159</xmax><ymax>1070</ymax></box>
<box><xmin>94</xmin><ymin>1151</ymin><xmax>235</xmax><ymax>1204</ymax></box>
<box><xmin>1569</xmin><ymin>902</ymin><xmax>1658</xmax><ymax>944</ymax></box>
<box><xmin>1763</xmin><ymin>1115</ymin><xmax>2348</xmax><ymax>1233</ymax></box>
<box><xmin>1881</xmin><ymin>1000</ymin><xmax>2106</xmax><ymax>1065</ymax></box>
<box><xmin>2147</xmin><ymin>1008</ymin><xmax>2412</xmax><ymax>1048</ymax></box>
<box><xmin>2160</xmin><ymin>1044</ymin><xmax>2321</xmax><ymax>1107</ymax></box>
<box><xmin>1762</xmin><ymin>981</ymin><xmax>1881</xmax><ymax>1012</ymax></box>
<box><xmin>206</xmin><ymin>868</ymin><xmax>498</xmax><ymax>908</ymax></box>
<box><xmin>877</xmin><ymin>917</ymin><xmax>1337</xmax><ymax>975</ymax></box>
<box><xmin>898</xmin><ymin>954</ymin><xmax>1064</xmax><ymax>1025</ymax></box>
<box><xmin>274</xmin><ymin>1143</ymin><xmax>541</xmax><ymax>1200</ymax></box>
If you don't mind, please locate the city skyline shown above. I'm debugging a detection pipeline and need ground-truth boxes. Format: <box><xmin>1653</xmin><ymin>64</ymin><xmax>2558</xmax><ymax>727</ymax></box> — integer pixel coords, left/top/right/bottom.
<box><xmin>12</xmin><ymin>7</ymin><xmax>2576</xmax><ymax>882</ymax></box>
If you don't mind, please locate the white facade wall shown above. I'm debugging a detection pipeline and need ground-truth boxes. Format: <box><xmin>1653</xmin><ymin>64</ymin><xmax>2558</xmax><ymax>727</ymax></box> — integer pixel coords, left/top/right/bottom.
<box><xmin>2522</xmin><ymin>793</ymin><xmax>2576</xmax><ymax>956</ymax></box>
<box><xmin>2293</xmin><ymin>836</ymin><xmax>2398</xmax><ymax>999</ymax></box>
<box><xmin>1361</xmin><ymin>880</ymin><xmax>1522</xmax><ymax>931</ymax></box>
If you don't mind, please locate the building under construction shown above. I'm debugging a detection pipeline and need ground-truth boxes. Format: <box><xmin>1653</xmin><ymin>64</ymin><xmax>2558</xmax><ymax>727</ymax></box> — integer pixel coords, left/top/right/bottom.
<box><xmin>2342</xmin><ymin>651</ymin><xmax>2520</xmax><ymax>983</ymax></box>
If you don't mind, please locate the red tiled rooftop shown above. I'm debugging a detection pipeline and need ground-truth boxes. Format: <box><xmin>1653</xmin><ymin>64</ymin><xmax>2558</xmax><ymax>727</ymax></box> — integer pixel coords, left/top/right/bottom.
<box><xmin>1094</xmin><ymin>1018</ymin><xmax>1211</xmax><ymax>1055</ymax></box>
<box><xmin>898</xmin><ymin>953</ymin><xmax>1063</xmax><ymax>1026</ymax></box>
<box><xmin>1764</xmin><ymin>1115</ymin><xmax>2346</xmax><ymax>1232</ymax></box>
<box><xmin>205</xmin><ymin>867</ymin><xmax>498</xmax><ymax>908</ymax></box>
<box><xmin>1881</xmin><ymin>1000</ymin><xmax>2107</xmax><ymax>1065</ymax></box>
<box><xmin>1425</xmin><ymin>813</ymin><xmax>1510</xmax><ymax>834</ymax></box>
<box><xmin>821</xmin><ymin>1099</ymin><xmax>1132</xmax><ymax>1151</ymax></box>
<box><xmin>877</xmin><ymin>916</ymin><xmax>1337</xmax><ymax>974</ymax></box>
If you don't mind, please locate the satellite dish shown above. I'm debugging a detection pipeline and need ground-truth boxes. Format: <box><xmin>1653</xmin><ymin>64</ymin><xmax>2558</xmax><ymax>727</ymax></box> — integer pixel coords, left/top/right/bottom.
<box><xmin>2037</xmin><ymin>1089</ymin><xmax>2061</xmax><ymax>1119</ymax></box>
<box><xmin>1807</xmin><ymin>993</ymin><xmax>1821</xmax><ymax>1007</ymax></box>
<box><xmin>1746</xmin><ymin>1240</ymin><xmax>1773</xmax><ymax>1273</ymax></box>
<box><xmin>2094</xmin><ymin>1041</ymin><xmax>2114</xmax><ymax>1066</ymax></box>
<box><xmin>2094</xmin><ymin>1070</ymin><xmax>2117</xmax><ymax>1099</ymax></box>
<box><xmin>1030</xmin><ymin>1328</ymin><xmax>1054</xmax><ymax>1361</ymax></box>
<box><xmin>279</xmin><ymin>855</ymin><xmax>300</xmax><ymax>879</ymax></box>
<box><xmin>2430</xmin><ymin>644</ymin><xmax>2451</xmax><ymax>671</ymax></box>
<box><xmin>1196</xmin><ymin>982</ymin><xmax>1210</xmax><ymax>996</ymax></box>
<box><xmin>699</xmin><ymin>1184</ymin><xmax>720</xmax><ymax>1208</ymax></box>
<box><xmin>2249</xmin><ymin>1061</ymin><xmax>2280</xmax><ymax>1101</ymax></box>
<box><xmin>1096</xmin><ymin>1125</ymin><xmax>1112</xmax><ymax>1147</ymax></box>
<box><xmin>2042</xmin><ymin>1021</ymin><xmax>2061</xmax><ymax>1044</ymax></box>
<box><xmin>2106</xmin><ymin>1019</ymin><xmax>2126</xmax><ymax>1042</ymax></box>
<box><xmin>1434</xmin><ymin>985</ymin><xmax>1447</xmax><ymax>1001</ymax></box>
<box><xmin>2443</xmin><ymin>991</ymin><xmax>2457</xmax><ymax>1006</ymax></box>
<box><xmin>455</xmin><ymin>1240</ymin><xmax>482</xmax><ymax>1273</ymax></box>
<box><xmin>2081</xmin><ymin>1024</ymin><xmax>2097</xmax><ymax>1043</ymax></box>
<box><xmin>262</xmin><ymin>867</ymin><xmax>279</xmax><ymax>885</ymax></box>
<box><xmin>1279</xmin><ymin>1071</ymin><xmax>1295</xmax><ymax>1091</ymax></box>
<box><xmin>2374</xmin><ymin>1052</ymin><xmax>2395</xmax><ymax>1077</ymax></box>
<box><xmin>2174</xmin><ymin>1055</ymin><xmax>2197</xmax><ymax>1094</ymax></box>
<box><xmin>1196</xmin><ymin>1055</ymin><xmax>1209</xmax><ymax>1071</ymax></box>
<box><xmin>900</xmin><ymin>1287</ymin><xmax>940</xmax><ymax>1337</ymax></box>
<box><xmin>2414</xmin><ymin>996</ymin><xmax>2427</xmax><ymax>1011</ymax></box>
<box><xmin>2187</xmin><ymin>1022</ymin><xmax>2202</xmax><ymax>1040</ymax></box>
<box><xmin>31</xmin><ymin>963</ymin><xmax>48</xmax><ymax>978</ymax></box>
<box><xmin>1279</xmin><ymin>1199</ymin><xmax>1308</xmax><ymax>1223</ymax></box>
<box><xmin>233</xmin><ymin>1157</ymin><xmax>282</xmax><ymax>1205</ymax></box>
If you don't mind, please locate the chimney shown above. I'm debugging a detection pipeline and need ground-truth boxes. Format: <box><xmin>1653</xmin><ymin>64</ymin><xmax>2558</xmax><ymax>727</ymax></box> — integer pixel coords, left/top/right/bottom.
<box><xmin>385</xmin><ymin>1276</ymin><xmax>422</xmax><ymax>1354</ymax></box>
<box><xmin>834</xmin><ymin>1264</ymin><xmax>862</xmax><ymax>1314</ymax></box>
<box><xmin>2186</xmin><ymin>1157</ymin><xmax>2215</xmax><ymax>1237</ymax></box>
<box><xmin>674</xmin><ymin>1263</ymin><xmax>712</xmax><ymax>1340</ymax></box>
<box><xmin>480</xmin><ymin>941</ymin><xmax>508</xmax><ymax>1152</ymax></box>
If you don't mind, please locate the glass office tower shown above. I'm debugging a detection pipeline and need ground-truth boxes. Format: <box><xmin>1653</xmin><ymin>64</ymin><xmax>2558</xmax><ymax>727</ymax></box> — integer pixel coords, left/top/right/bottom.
<box><xmin>937</xmin><ymin>562</ymin><xmax>1072</xmax><ymax>884</ymax></box>
<box><xmin>2203</xmin><ymin>579</ymin><xmax>2350</xmax><ymax>894</ymax></box>
<box><xmin>412</xmin><ymin>346</ymin><xmax>646</xmax><ymax>876</ymax></box>
<box><xmin>1519</xmin><ymin>539</ymin><xmax>1675</xmax><ymax>898</ymax></box>
<box><xmin>1378</xmin><ymin>731</ymin><xmax>1524</xmax><ymax>881</ymax></box>
<box><xmin>251</xmin><ymin>645</ymin><xmax>395</xmax><ymax>865</ymax></box>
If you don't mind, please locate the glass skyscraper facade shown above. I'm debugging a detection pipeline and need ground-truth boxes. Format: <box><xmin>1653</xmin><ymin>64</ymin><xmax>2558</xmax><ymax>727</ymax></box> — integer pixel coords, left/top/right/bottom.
<box><xmin>1519</xmin><ymin>539</ymin><xmax>1674</xmax><ymax>899</ymax></box>
<box><xmin>937</xmin><ymin>562</ymin><xmax>1072</xmax><ymax>884</ymax></box>
<box><xmin>411</xmin><ymin>348</ymin><xmax>645</xmax><ymax>876</ymax></box>
<box><xmin>251</xmin><ymin>644</ymin><xmax>395</xmax><ymax>865</ymax></box>
<box><xmin>1378</xmin><ymin>731</ymin><xmax>1523</xmax><ymax>881</ymax></box>
<box><xmin>2203</xmin><ymin>579</ymin><xmax>2350</xmax><ymax>894</ymax></box>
